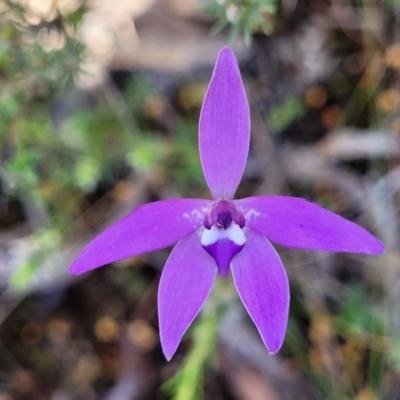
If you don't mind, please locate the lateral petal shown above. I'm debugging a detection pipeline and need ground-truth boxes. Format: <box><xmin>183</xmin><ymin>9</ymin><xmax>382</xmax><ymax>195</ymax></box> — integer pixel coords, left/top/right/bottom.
<box><xmin>69</xmin><ymin>198</ymin><xmax>212</xmax><ymax>275</ymax></box>
<box><xmin>231</xmin><ymin>230</ymin><xmax>290</xmax><ymax>353</ymax></box>
<box><xmin>199</xmin><ymin>46</ymin><xmax>250</xmax><ymax>200</ymax></box>
<box><xmin>236</xmin><ymin>196</ymin><xmax>384</xmax><ymax>254</ymax></box>
<box><xmin>158</xmin><ymin>232</ymin><xmax>217</xmax><ymax>360</ymax></box>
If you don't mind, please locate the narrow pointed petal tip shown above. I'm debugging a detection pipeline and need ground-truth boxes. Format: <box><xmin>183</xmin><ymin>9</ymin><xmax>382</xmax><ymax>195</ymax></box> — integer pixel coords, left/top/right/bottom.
<box><xmin>159</xmin><ymin>232</ymin><xmax>217</xmax><ymax>360</ymax></box>
<box><xmin>199</xmin><ymin>46</ymin><xmax>250</xmax><ymax>200</ymax></box>
<box><xmin>69</xmin><ymin>198</ymin><xmax>212</xmax><ymax>275</ymax></box>
<box><xmin>231</xmin><ymin>231</ymin><xmax>290</xmax><ymax>354</ymax></box>
<box><xmin>237</xmin><ymin>196</ymin><xmax>385</xmax><ymax>255</ymax></box>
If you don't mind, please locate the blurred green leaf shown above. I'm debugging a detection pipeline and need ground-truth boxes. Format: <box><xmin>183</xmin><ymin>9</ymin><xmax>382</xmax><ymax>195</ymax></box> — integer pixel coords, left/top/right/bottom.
<box><xmin>267</xmin><ymin>96</ymin><xmax>306</xmax><ymax>132</ymax></box>
<box><xmin>10</xmin><ymin>228</ymin><xmax>62</xmax><ymax>291</ymax></box>
<box><xmin>73</xmin><ymin>158</ymin><xmax>101</xmax><ymax>192</ymax></box>
<box><xmin>10</xmin><ymin>260</ymin><xmax>37</xmax><ymax>290</ymax></box>
<box><xmin>206</xmin><ymin>0</ymin><xmax>278</xmax><ymax>45</ymax></box>
<box><xmin>126</xmin><ymin>137</ymin><xmax>163</xmax><ymax>171</ymax></box>
<box><xmin>162</xmin><ymin>307</ymin><xmax>217</xmax><ymax>400</ymax></box>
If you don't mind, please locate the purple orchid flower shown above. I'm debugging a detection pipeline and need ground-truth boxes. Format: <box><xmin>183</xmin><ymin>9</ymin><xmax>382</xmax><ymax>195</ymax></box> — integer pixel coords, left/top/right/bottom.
<box><xmin>69</xmin><ymin>47</ymin><xmax>384</xmax><ymax>360</ymax></box>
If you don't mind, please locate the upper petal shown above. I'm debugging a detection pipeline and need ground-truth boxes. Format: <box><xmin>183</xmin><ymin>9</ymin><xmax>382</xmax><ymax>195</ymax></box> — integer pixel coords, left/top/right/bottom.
<box><xmin>231</xmin><ymin>230</ymin><xmax>290</xmax><ymax>353</ymax></box>
<box><xmin>236</xmin><ymin>196</ymin><xmax>384</xmax><ymax>254</ymax></box>
<box><xmin>158</xmin><ymin>231</ymin><xmax>217</xmax><ymax>360</ymax></box>
<box><xmin>69</xmin><ymin>198</ymin><xmax>212</xmax><ymax>275</ymax></box>
<box><xmin>199</xmin><ymin>46</ymin><xmax>250</xmax><ymax>200</ymax></box>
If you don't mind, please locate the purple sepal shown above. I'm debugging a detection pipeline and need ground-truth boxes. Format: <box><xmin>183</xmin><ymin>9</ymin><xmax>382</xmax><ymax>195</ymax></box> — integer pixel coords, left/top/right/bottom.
<box><xmin>236</xmin><ymin>196</ymin><xmax>384</xmax><ymax>254</ymax></box>
<box><xmin>158</xmin><ymin>232</ymin><xmax>216</xmax><ymax>360</ymax></box>
<box><xmin>69</xmin><ymin>198</ymin><xmax>212</xmax><ymax>275</ymax></box>
<box><xmin>203</xmin><ymin>238</ymin><xmax>244</xmax><ymax>278</ymax></box>
<box><xmin>199</xmin><ymin>47</ymin><xmax>250</xmax><ymax>200</ymax></box>
<box><xmin>231</xmin><ymin>230</ymin><xmax>290</xmax><ymax>353</ymax></box>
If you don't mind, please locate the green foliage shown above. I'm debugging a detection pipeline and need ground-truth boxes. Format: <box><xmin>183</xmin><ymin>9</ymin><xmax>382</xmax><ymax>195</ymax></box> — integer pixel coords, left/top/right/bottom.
<box><xmin>0</xmin><ymin>0</ymin><xmax>205</xmax><ymax>295</ymax></box>
<box><xmin>267</xmin><ymin>96</ymin><xmax>306</xmax><ymax>132</ymax></box>
<box><xmin>10</xmin><ymin>228</ymin><xmax>62</xmax><ymax>291</ymax></box>
<box><xmin>164</xmin><ymin>119</ymin><xmax>205</xmax><ymax>194</ymax></box>
<box><xmin>205</xmin><ymin>0</ymin><xmax>278</xmax><ymax>45</ymax></box>
<box><xmin>335</xmin><ymin>287</ymin><xmax>386</xmax><ymax>392</ymax></box>
<box><xmin>336</xmin><ymin>287</ymin><xmax>384</xmax><ymax>336</ymax></box>
<box><xmin>162</xmin><ymin>307</ymin><xmax>218</xmax><ymax>400</ymax></box>
<box><xmin>0</xmin><ymin>0</ymin><xmax>394</xmax><ymax>398</ymax></box>
<box><xmin>0</xmin><ymin>2</ymin><xmax>84</xmax><ymax>97</ymax></box>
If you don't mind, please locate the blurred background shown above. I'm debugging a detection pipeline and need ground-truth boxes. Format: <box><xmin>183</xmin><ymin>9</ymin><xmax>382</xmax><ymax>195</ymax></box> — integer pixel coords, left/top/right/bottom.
<box><xmin>0</xmin><ymin>0</ymin><xmax>399</xmax><ymax>399</ymax></box>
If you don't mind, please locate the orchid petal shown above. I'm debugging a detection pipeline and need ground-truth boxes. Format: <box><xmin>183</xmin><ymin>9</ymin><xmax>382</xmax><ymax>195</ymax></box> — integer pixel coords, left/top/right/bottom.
<box><xmin>199</xmin><ymin>46</ymin><xmax>250</xmax><ymax>200</ymax></box>
<box><xmin>201</xmin><ymin>223</ymin><xmax>245</xmax><ymax>278</ymax></box>
<box><xmin>236</xmin><ymin>196</ymin><xmax>384</xmax><ymax>254</ymax></box>
<box><xmin>231</xmin><ymin>230</ymin><xmax>290</xmax><ymax>353</ymax></box>
<box><xmin>69</xmin><ymin>199</ymin><xmax>212</xmax><ymax>275</ymax></box>
<box><xmin>203</xmin><ymin>239</ymin><xmax>243</xmax><ymax>279</ymax></box>
<box><xmin>158</xmin><ymin>232</ymin><xmax>217</xmax><ymax>360</ymax></box>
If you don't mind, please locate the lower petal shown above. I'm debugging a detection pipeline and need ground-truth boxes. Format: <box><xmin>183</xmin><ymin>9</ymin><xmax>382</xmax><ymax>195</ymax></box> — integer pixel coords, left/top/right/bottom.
<box><xmin>203</xmin><ymin>239</ymin><xmax>243</xmax><ymax>279</ymax></box>
<box><xmin>158</xmin><ymin>232</ymin><xmax>217</xmax><ymax>360</ymax></box>
<box><xmin>201</xmin><ymin>223</ymin><xmax>245</xmax><ymax>278</ymax></box>
<box><xmin>231</xmin><ymin>230</ymin><xmax>290</xmax><ymax>353</ymax></box>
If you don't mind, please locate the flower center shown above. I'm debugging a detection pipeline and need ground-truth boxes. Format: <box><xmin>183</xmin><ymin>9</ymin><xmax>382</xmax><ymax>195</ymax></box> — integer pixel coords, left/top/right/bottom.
<box><xmin>201</xmin><ymin>200</ymin><xmax>246</xmax><ymax>278</ymax></box>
